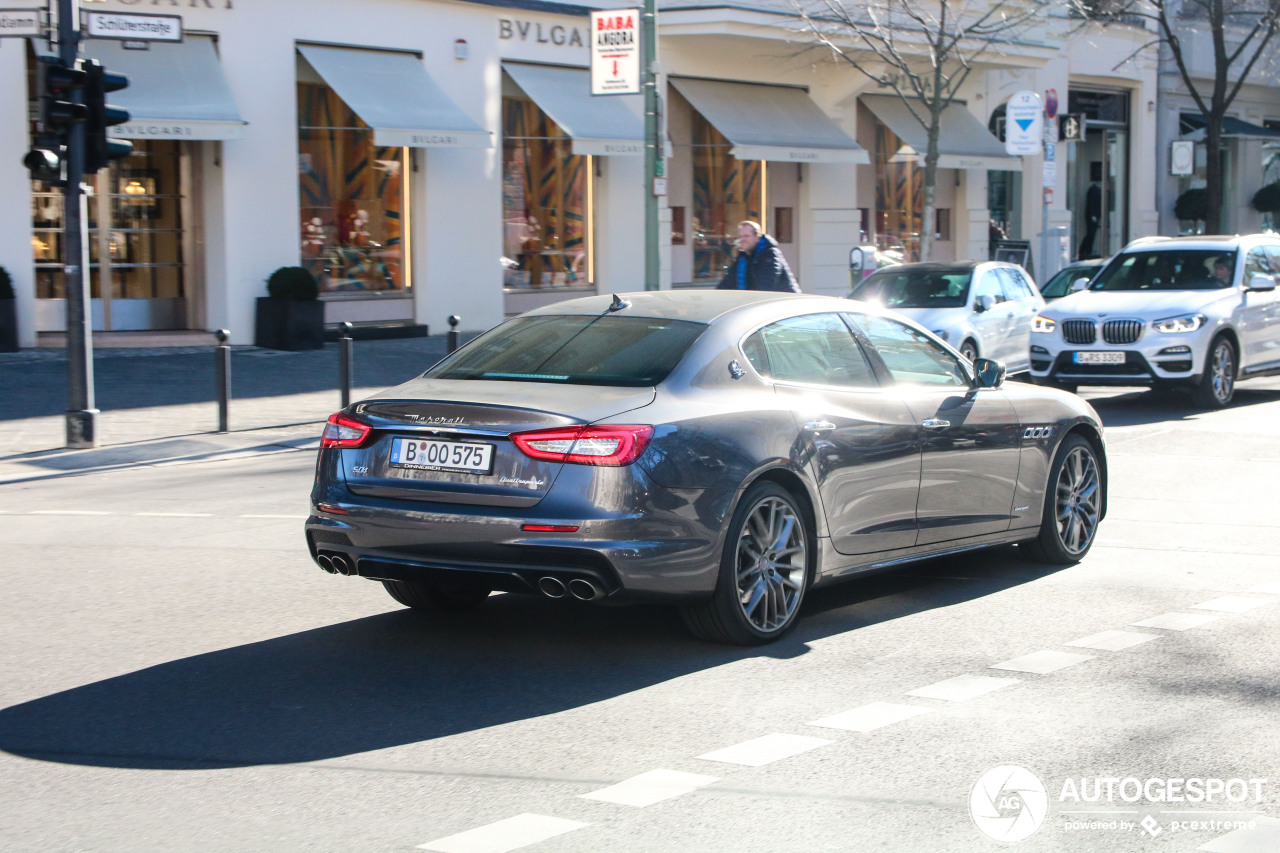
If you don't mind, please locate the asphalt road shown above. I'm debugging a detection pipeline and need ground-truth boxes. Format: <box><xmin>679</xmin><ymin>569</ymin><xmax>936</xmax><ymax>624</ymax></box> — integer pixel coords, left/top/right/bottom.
<box><xmin>2</xmin><ymin>382</ymin><xmax>1280</xmax><ymax>852</ymax></box>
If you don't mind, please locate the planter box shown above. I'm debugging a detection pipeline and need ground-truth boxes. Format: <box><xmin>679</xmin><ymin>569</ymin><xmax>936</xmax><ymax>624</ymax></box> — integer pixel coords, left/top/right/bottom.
<box><xmin>254</xmin><ymin>297</ymin><xmax>324</xmax><ymax>351</ymax></box>
<box><xmin>0</xmin><ymin>299</ymin><xmax>17</xmax><ymax>352</ymax></box>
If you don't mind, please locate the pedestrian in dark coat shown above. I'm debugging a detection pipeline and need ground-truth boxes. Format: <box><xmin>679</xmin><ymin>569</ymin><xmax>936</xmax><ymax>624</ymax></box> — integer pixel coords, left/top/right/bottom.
<box><xmin>716</xmin><ymin>220</ymin><xmax>800</xmax><ymax>292</ymax></box>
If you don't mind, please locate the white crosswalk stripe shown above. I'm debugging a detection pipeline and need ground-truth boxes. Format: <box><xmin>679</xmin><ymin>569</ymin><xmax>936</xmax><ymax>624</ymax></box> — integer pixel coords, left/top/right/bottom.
<box><xmin>697</xmin><ymin>733</ymin><xmax>831</xmax><ymax>766</ymax></box>
<box><xmin>418</xmin><ymin>814</ymin><xmax>588</xmax><ymax>853</ymax></box>
<box><xmin>579</xmin><ymin>769</ymin><xmax>719</xmax><ymax>807</ymax></box>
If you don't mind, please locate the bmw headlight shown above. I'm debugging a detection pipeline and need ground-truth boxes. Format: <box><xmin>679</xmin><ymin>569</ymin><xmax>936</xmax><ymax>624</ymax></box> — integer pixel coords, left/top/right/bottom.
<box><xmin>1153</xmin><ymin>313</ymin><xmax>1206</xmax><ymax>334</ymax></box>
<box><xmin>1031</xmin><ymin>315</ymin><xmax>1057</xmax><ymax>334</ymax></box>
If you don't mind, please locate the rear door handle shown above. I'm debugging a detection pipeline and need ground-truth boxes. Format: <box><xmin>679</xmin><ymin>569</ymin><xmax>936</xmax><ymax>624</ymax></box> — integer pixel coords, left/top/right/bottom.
<box><xmin>921</xmin><ymin>418</ymin><xmax>951</xmax><ymax>430</ymax></box>
<box><xmin>804</xmin><ymin>420</ymin><xmax>836</xmax><ymax>432</ymax></box>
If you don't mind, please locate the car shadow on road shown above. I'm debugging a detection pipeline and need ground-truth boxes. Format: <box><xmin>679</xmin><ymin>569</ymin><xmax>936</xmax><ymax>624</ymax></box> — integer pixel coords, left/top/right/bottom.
<box><xmin>0</xmin><ymin>546</ymin><xmax>1063</xmax><ymax>772</ymax></box>
<box><xmin>1082</xmin><ymin>385</ymin><xmax>1280</xmax><ymax>427</ymax></box>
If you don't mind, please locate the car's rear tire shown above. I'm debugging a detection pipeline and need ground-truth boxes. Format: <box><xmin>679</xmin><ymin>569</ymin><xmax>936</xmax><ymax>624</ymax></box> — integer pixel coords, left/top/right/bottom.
<box><xmin>681</xmin><ymin>482</ymin><xmax>812</xmax><ymax>645</ymax></box>
<box><xmin>1022</xmin><ymin>434</ymin><xmax>1102</xmax><ymax>564</ymax></box>
<box><xmin>382</xmin><ymin>579</ymin><xmax>491</xmax><ymax>612</ymax></box>
<box><xmin>1191</xmin><ymin>335</ymin><xmax>1236</xmax><ymax>409</ymax></box>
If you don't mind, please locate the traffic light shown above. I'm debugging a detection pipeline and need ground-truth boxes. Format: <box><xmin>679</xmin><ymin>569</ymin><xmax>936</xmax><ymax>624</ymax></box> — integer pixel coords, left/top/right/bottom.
<box><xmin>82</xmin><ymin>59</ymin><xmax>132</xmax><ymax>174</ymax></box>
<box><xmin>24</xmin><ymin>56</ymin><xmax>88</xmax><ymax>185</ymax></box>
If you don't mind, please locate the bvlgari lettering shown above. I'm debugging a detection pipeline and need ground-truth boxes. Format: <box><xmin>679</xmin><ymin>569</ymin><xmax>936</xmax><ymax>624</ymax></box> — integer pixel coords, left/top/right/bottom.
<box><xmin>498</xmin><ymin>18</ymin><xmax>585</xmax><ymax>47</ymax></box>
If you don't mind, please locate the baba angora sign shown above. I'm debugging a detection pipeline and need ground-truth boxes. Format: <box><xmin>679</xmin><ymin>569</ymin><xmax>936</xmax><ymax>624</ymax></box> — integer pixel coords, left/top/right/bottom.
<box><xmin>590</xmin><ymin>9</ymin><xmax>639</xmax><ymax>95</ymax></box>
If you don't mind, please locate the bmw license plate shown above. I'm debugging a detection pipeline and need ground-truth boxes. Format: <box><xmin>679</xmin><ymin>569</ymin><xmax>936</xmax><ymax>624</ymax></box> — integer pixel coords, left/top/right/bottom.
<box><xmin>389</xmin><ymin>437</ymin><xmax>494</xmax><ymax>475</ymax></box>
<box><xmin>1073</xmin><ymin>351</ymin><xmax>1126</xmax><ymax>365</ymax></box>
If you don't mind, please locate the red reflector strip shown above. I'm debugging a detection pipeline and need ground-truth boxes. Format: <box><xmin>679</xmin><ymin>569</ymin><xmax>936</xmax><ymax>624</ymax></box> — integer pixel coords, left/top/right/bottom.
<box><xmin>522</xmin><ymin>524</ymin><xmax>580</xmax><ymax>532</ymax></box>
<box><xmin>317</xmin><ymin>503</ymin><xmax>349</xmax><ymax>515</ymax></box>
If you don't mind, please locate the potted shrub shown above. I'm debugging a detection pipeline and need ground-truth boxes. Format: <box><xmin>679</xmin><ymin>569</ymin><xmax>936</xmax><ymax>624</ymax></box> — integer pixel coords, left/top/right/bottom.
<box><xmin>254</xmin><ymin>266</ymin><xmax>324</xmax><ymax>351</ymax></box>
<box><xmin>1174</xmin><ymin>188</ymin><xmax>1209</xmax><ymax>233</ymax></box>
<box><xmin>0</xmin><ymin>266</ymin><xmax>16</xmax><ymax>353</ymax></box>
<box><xmin>1251</xmin><ymin>181</ymin><xmax>1280</xmax><ymax>230</ymax></box>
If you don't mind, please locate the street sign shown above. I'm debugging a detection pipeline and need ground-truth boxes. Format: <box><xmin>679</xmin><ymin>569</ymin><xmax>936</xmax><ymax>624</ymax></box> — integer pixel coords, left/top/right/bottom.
<box><xmin>1045</xmin><ymin>88</ymin><xmax>1058</xmax><ymax>119</ymax></box>
<box><xmin>1005</xmin><ymin>91</ymin><xmax>1044</xmax><ymax>156</ymax></box>
<box><xmin>1058</xmin><ymin>113</ymin><xmax>1086</xmax><ymax>143</ymax></box>
<box><xmin>590</xmin><ymin>9</ymin><xmax>639</xmax><ymax>95</ymax></box>
<box><xmin>0</xmin><ymin>7</ymin><xmax>41</xmax><ymax>37</ymax></box>
<box><xmin>84</xmin><ymin>11</ymin><xmax>182</xmax><ymax>42</ymax></box>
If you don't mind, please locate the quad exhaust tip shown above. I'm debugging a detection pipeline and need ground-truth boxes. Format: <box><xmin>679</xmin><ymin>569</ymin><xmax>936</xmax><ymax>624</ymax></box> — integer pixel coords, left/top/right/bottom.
<box><xmin>538</xmin><ymin>577</ymin><xmax>567</xmax><ymax>599</ymax></box>
<box><xmin>317</xmin><ymin>551</ymin><xmax>355</xmax><ymax>576</ymax></box>
<box><xmin>568</xmin><ymin>578</ymin><xmax>603</xmax><ymax>601</ymax></box>
<box><xmin>317</xmin><ymin>554</ymin><xmax>335</xmax><ymax>573</ymax></box>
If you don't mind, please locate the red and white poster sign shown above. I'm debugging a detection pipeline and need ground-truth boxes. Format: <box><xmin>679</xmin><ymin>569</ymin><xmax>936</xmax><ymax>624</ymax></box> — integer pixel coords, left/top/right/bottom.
<box><xmin>590</xmin><ymin>9</ymin><xmax>640</xmax><ymax>95</ymax></box>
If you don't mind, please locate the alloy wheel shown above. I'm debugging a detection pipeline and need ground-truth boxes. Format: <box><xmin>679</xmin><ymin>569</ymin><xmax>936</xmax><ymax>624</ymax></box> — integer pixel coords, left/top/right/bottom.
<box><xmin>1209</xmin><ymin>339</ymin><xmax>1235</xmax><ymax>404</ymax></box>
<box><xmin>733</xmin><ymin>496</ymin><xmax>807</xmax><ymax>633</ymax></box>
<box><xmin>1054</xmin><ymin>446</ymin><xmax>1100</xmax><ymax>556</ymax></box>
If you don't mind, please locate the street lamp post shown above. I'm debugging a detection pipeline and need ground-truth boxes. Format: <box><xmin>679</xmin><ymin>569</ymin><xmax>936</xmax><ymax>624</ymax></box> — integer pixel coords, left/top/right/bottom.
<box><xmin>643</xmin><ymin>0</ymin><xmax>659</xmax><ymax>291</ymax></box>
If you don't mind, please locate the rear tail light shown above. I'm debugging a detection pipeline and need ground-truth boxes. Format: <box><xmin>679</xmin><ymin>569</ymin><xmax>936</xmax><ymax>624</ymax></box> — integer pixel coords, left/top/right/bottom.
<box><xmin>511</xmin><ymin>425</ymin><xmax>653</xmax><ymax>466</ymax></box>
<box><xmin>320</xmin><ymin>413</ymin><xmax>373</xmax><ymax>449</ymax></box>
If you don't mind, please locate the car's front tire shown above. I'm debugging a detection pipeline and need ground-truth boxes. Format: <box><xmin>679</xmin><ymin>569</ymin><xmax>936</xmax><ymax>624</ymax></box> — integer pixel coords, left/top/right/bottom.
<box><xmin>1191</xmin><ymin>335</ymin><xmax>1236</xmax><ymax>409</ymax></box>
<box><xmin>382</xmin><ymin>579</ymin><xmax>491</xmax><ymax>612</ymax></box>
<box><xmin>960</xmin><ymin>340</ymin><xmax>979</xmax><ymax>363</ymax></box>
<box><xmin>681</xmin><ymin>482</ymin><xmax>812</xmax><ymax>645</ymax></box>
<box><xmin>1022</xmin><ymin>434</ymin><xmax>1102</xmax><ymax>564</ymax></box>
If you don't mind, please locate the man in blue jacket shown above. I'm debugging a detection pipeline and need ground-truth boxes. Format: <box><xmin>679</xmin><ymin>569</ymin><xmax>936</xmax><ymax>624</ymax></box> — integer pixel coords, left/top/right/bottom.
<box><xmin>716</xmin><ymin>220</ymin><xmax>800</xmax><ymax>292</ymax></box>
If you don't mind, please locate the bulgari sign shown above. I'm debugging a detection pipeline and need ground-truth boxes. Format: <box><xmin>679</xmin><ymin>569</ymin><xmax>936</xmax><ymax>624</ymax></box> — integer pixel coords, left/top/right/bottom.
<box><xmin>499</xmin><ymin>18</ymin><xmax>586</xmax><ymax>48</ymax></box>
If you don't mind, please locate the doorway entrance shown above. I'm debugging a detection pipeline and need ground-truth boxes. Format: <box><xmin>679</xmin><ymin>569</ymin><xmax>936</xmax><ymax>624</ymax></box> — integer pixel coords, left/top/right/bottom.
<box><xmin>1068</xmin><ymin>90</ymin><xmax>1129</xmax><ymax>261</ymax></box>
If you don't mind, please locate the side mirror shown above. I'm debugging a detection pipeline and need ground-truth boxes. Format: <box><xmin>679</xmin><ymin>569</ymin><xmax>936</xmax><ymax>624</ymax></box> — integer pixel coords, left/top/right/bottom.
<box><xmin>973</xmin><ymin>357</ymin><xmax>1006</xmax><ymax>388</ymax></box>
<box><xmin>975</xmin><ymin>294</ymin><xmax>996</xmax><ymax>313</ymax></box>
<box><xmin>1070</xmin><ymin>277</ymin><xmax>1091</xmax><ymax>292</ymax></box>
<box><xmin>1246</xmin><ymin>273</ymin><xmax>1276</xmax><ymax>292</ymax></box>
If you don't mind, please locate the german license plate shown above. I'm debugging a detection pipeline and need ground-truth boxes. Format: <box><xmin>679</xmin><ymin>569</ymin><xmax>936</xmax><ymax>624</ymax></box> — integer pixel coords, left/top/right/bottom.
<box><xmin>389</xmin><ymin>437</ymin><xmax>494</xmax><ymax>474</ymax></box>
<box><xmin>1074</xmin><ymin>351</ymin><xmax>1126</xmax><ymax>365</ymax></box>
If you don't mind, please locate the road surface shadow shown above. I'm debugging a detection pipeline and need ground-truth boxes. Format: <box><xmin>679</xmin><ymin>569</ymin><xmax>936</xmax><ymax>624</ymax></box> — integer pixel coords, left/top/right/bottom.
<box><xmin>0</xmin><ymin>548</ymin><xmax>1062</xmax><ymax>771</ymax></box>
<box><xmin>1082</xmin><ymin>384</ymin><xmax>1280</xmax><ymax>427</ymax></box>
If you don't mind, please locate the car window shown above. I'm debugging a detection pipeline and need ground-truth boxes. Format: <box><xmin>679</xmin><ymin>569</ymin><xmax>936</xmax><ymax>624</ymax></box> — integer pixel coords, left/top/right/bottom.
<box><xmin>742</xmin><ymin>313</ymin><xmax>877</xmax><ymax>389</ymax></box>
<box><xmin>851</xmin><ymin>268</ymin><xmax>971</xmax><ymax>308</ymax></box>
<box><xmin>997</xmin><ymin>268</ymin><xmax>1033</xmax><ymax>301</ymax></box>
<box><xmin>1245</xmin><ymin>247</ymin><xmax>1272</xmax><ymax>278</ymax></box>
<box><xmin>1090</xmin><ymin>249</ymin><xmax>1237</xmax><ymax>291</ymax></box>
<box><xmin>1265</xmin><ymin>245</ymin><xmax>1280</xmax><ymax>273</ymax></box>
<box><xmin>973</xmin><ymin>271</ymin><xmax>1006</xmax><ymax>304</ymax></box>
<box><xmin>426</xmin><ymin>314</ymin><xmax>705</xmax><ymax>386</ymax></box>
<box><xmin>844</xmin><ymin>313</ymin><xmax>968</xmax><ymax>387</ymax></box>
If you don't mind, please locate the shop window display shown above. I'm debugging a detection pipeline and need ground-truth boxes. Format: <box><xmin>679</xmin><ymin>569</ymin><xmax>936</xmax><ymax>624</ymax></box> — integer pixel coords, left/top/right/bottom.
<box><xmin>298</xmin><ymin>81</ymin><xmax>406</xmax><ymax>293</ymax></box>
<box><xmin>691</xmin><ymin>113</ymin><xmax>762</xmax><ymax>280</ymax></box>
<box><xmin>874</xmin><ymin>123</ymin><xmax>922</xmax><ymax>262</ymax></box>
<box><xmin>502</xmin><ymin>96</ymin><xmax>590</xmax><ymax>288</ymax></box>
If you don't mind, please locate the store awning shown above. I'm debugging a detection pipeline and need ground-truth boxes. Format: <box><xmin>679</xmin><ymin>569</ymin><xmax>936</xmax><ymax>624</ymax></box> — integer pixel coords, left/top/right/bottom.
<box><xmin>83</xmin><ymin>36</ymin><xmax>247</xmax><ymax>140</ymax></box>
<box><xmin>861</xmin><ymin>94</ymin><xmax>1020</xmax><ymax>172</ymax></box>
<box><xmin>670</xmin><ymin>77</ymin><xmax>869</xmax><ymax>164</ymax></box>
<box><xmin>1180</xmin><ymin>113</ymin><xmax>1280</xmax><ymax>140</ymax></box>
<box><xmin>297</xmin><ymin>44</ymin><xmax>490</xmax><ymax>149</ymax></box>
<box><xmin>504</xmin><ymin>64</ymin><xmax>643</xmax><ymax>156</ymax></box>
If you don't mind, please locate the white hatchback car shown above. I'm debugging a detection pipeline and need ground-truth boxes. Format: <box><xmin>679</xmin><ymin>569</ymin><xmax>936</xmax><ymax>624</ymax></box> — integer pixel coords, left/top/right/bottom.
<box><xmin>1028</xmin><ymin>234</ymin><xmax>1280</xmax><ymax>407</ymax></box>
<box><xmin>848</xmin><ymin>261</ymin><xmax>1045</xmax><ymax>373</ymax></box>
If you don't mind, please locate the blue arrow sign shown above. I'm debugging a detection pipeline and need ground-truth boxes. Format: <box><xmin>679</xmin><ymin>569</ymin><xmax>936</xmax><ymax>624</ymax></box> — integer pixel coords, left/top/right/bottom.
<box><xmin>1015</xmin><ymin>119</ymin><xmax>1034</xmax><ymax>131</ymax></box>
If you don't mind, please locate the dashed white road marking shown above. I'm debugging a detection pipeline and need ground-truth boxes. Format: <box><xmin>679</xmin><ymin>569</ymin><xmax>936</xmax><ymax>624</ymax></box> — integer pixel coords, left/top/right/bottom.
<box><xmin>1192</xmin><ymin>596</ymin><xmax>1273</xmax><ymax>614</ymax></box>
<box><xmin>135</xmin><ymin>512</ymin><xmax>213</xmax><ymax>518</ymax></box>
<box><xmin>1132</xmin><ymin>612</ymin><xmax>1225</xmax><ymax>631</ymax></box>
<box><xmin>697</xmin><ymin>733</ymin><xmax>831</xmax><ymax>767</ymax></box>
<box><xmin>29</xmin><ymin>510</ymin><xmax>111</xmax><ymax>516</ymax></box>
<box><xmin>991</xmin><ymin>650</ymin><xmax>1095</xmax><ymax>674</ymax></box>
<box><xmin>809</xmin><ymin>702</ymin><xmax>933</xmax><ymax>733</ymax></box>
<box><xmin>1197</xmin><ymin>815</ymin><xmax>1280</xmax><ymax>852</ymax></box>
<box><xmin>907</xmin><ymin>674</ymin><xmax>1020</xmax><ymax>702</ymax></box>
<box><xmin>1247</xmin><ymin>581</ymin><xmax>1280</xmax><ymax>595</ymax></box>
<box><xmin>417</xmin><ymin>814</ymin><xmax>588</xmax><ymax>853</ymax></box>
<box><xmin>579</xmin><ymin>769</ymin><xmax>719</xmax><ymax>807</ymax></box>
<box><xmin>1066</xmin><ymin>630</ymin><xmax>1160</xmax><ymax>651</ymax></box>
<box><xmin>239</xmin><ymin>513</ymin><xmax>308</xmax><ymax>519</ymax></box>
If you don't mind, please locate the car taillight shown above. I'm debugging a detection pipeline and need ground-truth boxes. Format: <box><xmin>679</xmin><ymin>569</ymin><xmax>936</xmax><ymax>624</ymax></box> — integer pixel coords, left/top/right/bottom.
<box><xmin>320</xmin><ymin>413</ymin><xmax>372</xmax><ymax>449</ymax></box>
<box><xmin>511</xmin><ymin>425</ymin><xmax>653</xmax><ymax>466</ymax></box>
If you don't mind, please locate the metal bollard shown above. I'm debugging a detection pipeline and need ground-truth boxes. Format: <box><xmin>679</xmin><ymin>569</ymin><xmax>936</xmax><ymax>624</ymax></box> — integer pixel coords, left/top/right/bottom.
<box><xmin>339</xmin><ymin>321</ymin><xmax>354</xmax><ymax>409</ymax></box>
<box><xmin>447</xmin><ymin>314</ymin><xmax>461</xmax><ymax>353</ymax></box>
<box><xmin>215</xmin><ymin>329</ymin><xmax>231</xmax><ymax>433</ymax></box>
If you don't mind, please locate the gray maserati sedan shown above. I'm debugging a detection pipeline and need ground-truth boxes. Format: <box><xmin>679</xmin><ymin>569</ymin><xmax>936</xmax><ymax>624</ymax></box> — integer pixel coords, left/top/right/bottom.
<box><xmin>306</xmin><ymin>291</ymin><xmax>1106</xmax><ymax>644</ymax></box>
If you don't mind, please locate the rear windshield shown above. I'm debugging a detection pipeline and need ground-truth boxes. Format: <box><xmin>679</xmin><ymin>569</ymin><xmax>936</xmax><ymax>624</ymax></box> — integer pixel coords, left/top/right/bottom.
<box><xmin>424</xmin><ymin>314</ymin><xmax>706</xmax><ymax>387</ymax></box>
<box><xmin>1091</xmin><ymin>249</ymin><xmax>1237</xmax><ymax>292</ymax></box>
<box><xmin>851</xmin><ymin>268</ymin><xmax>972</xmax><ymax>308</ymax></box>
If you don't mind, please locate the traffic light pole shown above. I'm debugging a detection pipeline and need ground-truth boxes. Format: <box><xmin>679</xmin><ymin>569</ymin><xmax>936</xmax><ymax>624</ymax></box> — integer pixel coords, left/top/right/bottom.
<box><xmin>57</xmin><ymin>0</ymin><xmax>97</xmax><ymax>447</ymax></box>
<box><xmin>642</xmin><ymin>0</ymin><xmax>659</xmax><ymax>291</ymax></box>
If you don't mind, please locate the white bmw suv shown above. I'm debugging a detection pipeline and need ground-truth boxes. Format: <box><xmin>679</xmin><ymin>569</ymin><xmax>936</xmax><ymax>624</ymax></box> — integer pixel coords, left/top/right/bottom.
<box><xmin>1029</xmin><ymin>234</ymin><xmax>1280</xmax><ymax>407</ymax></box>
